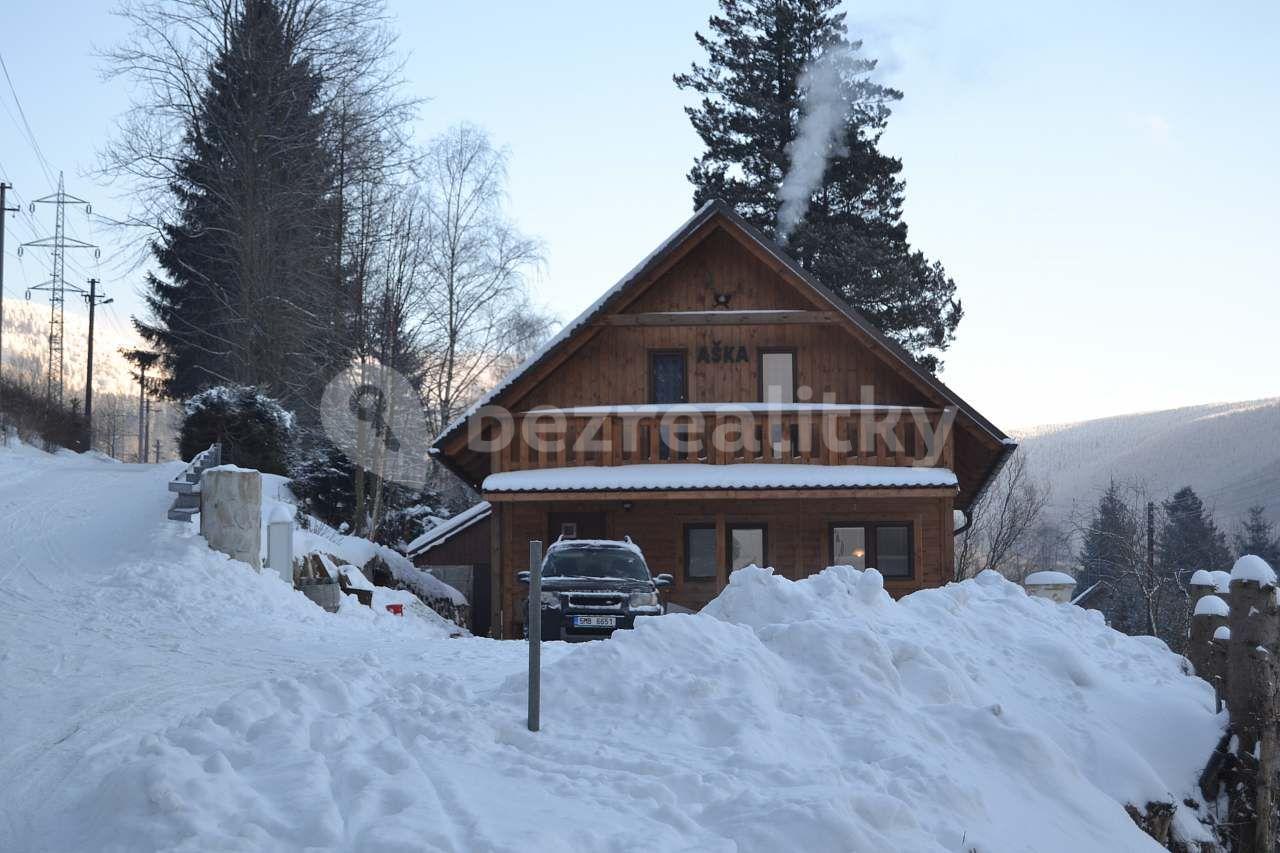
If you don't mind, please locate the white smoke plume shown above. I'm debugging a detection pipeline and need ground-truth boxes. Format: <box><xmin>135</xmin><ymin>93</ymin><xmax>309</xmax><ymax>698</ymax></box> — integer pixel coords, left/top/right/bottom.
<box><xmin>776</xmin><ymin>47</ymin><xmax>856</xmax><ymax>243</ymax></box>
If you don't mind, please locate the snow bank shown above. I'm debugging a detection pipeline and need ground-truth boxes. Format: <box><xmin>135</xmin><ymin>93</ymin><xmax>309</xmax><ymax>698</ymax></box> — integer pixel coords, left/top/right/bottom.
<box><xmin>510</xmin><ymin>566</ymin><xmax>1221</xmax><ymax>851</ymax></box>
<box><xmin>258</xmin><ymin>473</ymin><xmax>468</xmax><ymax>608</ymax></box>
<box><xmin>23</xmin><ymin>502</ymin><xmax>1220</xmax><ymax>853</ymax></box>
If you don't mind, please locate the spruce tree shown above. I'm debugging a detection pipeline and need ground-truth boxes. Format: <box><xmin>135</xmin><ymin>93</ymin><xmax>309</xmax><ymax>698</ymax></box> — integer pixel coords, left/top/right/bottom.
<box><xmin>1077</xmin><ymin>481</ymin><xmax>1144</xmax><ymax>634</ymax></box>
<box><xmin>1157</xmin><ymin>486</ymin><xmax>1231</xmax><ymax>575</ymax></box>
<box><xmin>137</xmin><ymin>0</ymin><xmax>341</xmax><ymax>416</ymax></box>
<box><xmin>675</xmin><ymin>0</ymin><xmax>961</xmax><ymax>370</ymax></box>
<box><xmin>1235</xmin><ymin>506</ymin><xmax>1280</xmax><ymax>567</ymax></box>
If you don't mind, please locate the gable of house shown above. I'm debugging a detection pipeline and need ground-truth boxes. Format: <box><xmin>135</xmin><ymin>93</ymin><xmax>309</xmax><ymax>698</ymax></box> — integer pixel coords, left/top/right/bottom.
<box><xmin>432</xmin><ymin>200</ymin><xmax>1012</xmax><ymax>509</ymax></box>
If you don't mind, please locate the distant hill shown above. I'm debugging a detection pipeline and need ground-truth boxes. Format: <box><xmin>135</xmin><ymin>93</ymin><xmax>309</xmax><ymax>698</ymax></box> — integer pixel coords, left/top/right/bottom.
<box><xmin>1</xmin><ymin>297</ymin><xmax>142</xmax><ymax>397</ymax></box>
<box><xmin>1016</xmin><ymin>398</ymin><xmax>1280</xmax><ymax>530</ymax></box>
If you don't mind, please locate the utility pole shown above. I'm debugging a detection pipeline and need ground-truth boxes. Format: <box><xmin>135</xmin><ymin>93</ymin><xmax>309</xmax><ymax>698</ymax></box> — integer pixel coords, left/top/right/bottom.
<box><xmin>143</xmin><ymin>395</ymin><xmax>152</xmax><ymax>463</ymax></box>
<box><xmin>82</xmin><ymin>278</ymin><xmax>112</xmax><ymax>452</ymax></box>
<box><xmin>0</xmin><ymin>182</ymin><xmax>18</xmax><ymax>420</ymax></box>
<box><xmin>154</xmin><ymin>439</ymin><xmax>160</xmax><ymax>464</ymax></box>
<box><xmin>18</xmin><ymin>172</ymin><xmax>98</xmax><ymax>405</ymax></box>
<box><xmin>121</xmin><ymin>349</ymin><xmax>159</xmax><ymax>464</ymax></box>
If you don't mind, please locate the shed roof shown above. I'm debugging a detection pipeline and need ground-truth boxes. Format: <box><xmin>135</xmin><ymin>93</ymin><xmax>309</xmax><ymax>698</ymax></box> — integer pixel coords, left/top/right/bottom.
<box><xmin>406</xmin><ymin>501</ymin><xmax>492</xmax><ymax>558</ymax></box>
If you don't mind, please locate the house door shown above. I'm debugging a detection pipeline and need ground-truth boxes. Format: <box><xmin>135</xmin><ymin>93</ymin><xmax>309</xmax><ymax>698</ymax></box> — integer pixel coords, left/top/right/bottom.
<box><xmin>548</xmin><ymin>511</ymin><xmax>607</xmax><ymax>544</ymax></box>
<box><xmin>650</xmin><ymin>351</ymin><xmax>686</xmax><ymax>460</ymax></box>
<box><xmin>650</xmin><ymin>351</ymin><xmax>687</xmax><ymax>403</ymax></box>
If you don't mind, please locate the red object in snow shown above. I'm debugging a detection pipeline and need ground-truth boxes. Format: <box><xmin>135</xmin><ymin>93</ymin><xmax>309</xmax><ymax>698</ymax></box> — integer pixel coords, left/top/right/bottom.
<box><xmin>385</xmin><ymin>603</ymin><xmax>404</xmax><ymax>616</ymax></box>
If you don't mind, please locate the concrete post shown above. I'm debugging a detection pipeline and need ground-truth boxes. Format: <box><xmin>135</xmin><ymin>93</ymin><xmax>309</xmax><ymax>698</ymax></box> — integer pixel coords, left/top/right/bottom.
<box><xmin>199</xmin><ymin>466</ymin><xmax>262</xmax><ymax>569</ymax></box>
<box><xmin>266</xmin><ymin>504</ymin><xmax>294</xmax><ymax>584</ymax></box>
<box><xmin>1022</xmin><ymin>571</ymin><xmax>1077</xmax><ymax>604</ymax></box>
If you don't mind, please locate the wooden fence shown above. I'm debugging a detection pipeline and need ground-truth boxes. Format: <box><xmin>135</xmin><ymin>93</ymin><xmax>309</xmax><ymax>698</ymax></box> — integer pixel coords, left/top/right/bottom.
<box><xmin>1189</xmin><ymin>560</ymin><xmax>1280</xmax><ymax>853</ymax></box>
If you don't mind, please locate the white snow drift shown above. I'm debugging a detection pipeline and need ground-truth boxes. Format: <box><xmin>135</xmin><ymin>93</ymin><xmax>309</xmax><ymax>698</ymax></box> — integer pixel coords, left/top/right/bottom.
<box><xmin>0</xmin><ymin>442</ymin><xmax>1223</xmax><ymax>852</ymax></box>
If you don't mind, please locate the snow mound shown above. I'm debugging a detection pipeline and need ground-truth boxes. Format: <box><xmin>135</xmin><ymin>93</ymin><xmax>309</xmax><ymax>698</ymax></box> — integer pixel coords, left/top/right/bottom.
<box><xmin>507</xmin><ymin>566</ymin><xmax>1221</xmax><ymax>851</ymax></box>
<box><xmin>1231</xmin><ymin>554</ymin><xmax>1277</xmax><ymax>586</ymax></box>
<box><xmin>37</xmin><ymin>561</ymin><xmax>1221</xmax><ymax>852</ymax></box>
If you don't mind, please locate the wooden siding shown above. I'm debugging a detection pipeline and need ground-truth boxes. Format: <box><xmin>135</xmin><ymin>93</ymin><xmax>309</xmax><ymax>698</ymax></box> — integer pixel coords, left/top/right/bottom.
<box><xmin>493</xmin><ymin>493</ymin><xmax>954</xmax><ymax>638</ymax></box>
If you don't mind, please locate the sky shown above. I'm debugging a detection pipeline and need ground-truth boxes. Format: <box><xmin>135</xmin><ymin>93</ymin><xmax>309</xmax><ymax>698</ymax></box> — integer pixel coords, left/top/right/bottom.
<box><xmin>1</xmin><ymin>0</ymin><xmax>1277</xmax><ymax>430</ymax></box>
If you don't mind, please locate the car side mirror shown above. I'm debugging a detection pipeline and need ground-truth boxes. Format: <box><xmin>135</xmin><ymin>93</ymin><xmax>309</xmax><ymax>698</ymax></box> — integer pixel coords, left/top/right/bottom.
<box><xmin>517</xmin><ymin>570</ymin><xmax>531</xmax><ymax>585</ymax></box>
<box><xmin>654</xmin><ymin>573</ymin><xmax>673</xmax><ymax>589</ymax></box>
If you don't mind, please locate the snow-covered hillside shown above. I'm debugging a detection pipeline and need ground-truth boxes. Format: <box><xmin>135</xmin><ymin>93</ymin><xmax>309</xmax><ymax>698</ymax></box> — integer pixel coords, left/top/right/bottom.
<box><xmin>1</xmin><ymin>296</ymin><xmax>143</xmax><ymax>395</ymax></box>
<box><xmin>0</xmin><ymin>441</ymin><xmax>1223</xmax><ymax>851</ymax></box>
<box><xmin>1017</xmin><ymin>397</ymin><xmax>1280</xmax><ymax>527</ymax></box>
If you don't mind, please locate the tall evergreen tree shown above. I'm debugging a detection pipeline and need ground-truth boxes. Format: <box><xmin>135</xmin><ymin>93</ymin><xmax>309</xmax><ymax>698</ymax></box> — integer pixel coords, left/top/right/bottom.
<box><xmin>675</xmin><ymin>0</ymin><xmax>961</xmax><ymax>370</ymax></box>
<box><xmin>1157</xmin><ymin>486</ymin><xmax>1231</xmax><ymax>575</ymax></box>
<box><xmin>1077</xmin><ymin>481</ymin><xmax>1144</xmax><ymax>635</ymax></box>
<box><xmin>1235</xmin><ymin>505</ymin><xmax>1280</xmax><ymax>567</ymax></box>
<box><xmin>137</xmin><ymin>0</ymin><xmax>341</xmax><ymax>420</ymax></box>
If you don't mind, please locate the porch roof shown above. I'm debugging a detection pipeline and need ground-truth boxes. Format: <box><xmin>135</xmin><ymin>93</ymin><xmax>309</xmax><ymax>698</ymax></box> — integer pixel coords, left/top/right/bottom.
<box><xmin>481</xmin><ymin>463</ymin><xmax>958</xmax><ymax>494</ymax></box>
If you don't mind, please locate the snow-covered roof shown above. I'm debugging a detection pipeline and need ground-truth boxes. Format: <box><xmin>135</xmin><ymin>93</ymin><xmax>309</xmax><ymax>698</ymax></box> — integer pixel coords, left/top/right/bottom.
<box><xmin>520</xmin><ymin>402</ymin><xmax>938</xmax><ymax>416</ymax></box>
<box><xmin>482</xmin><ymin>463</ymin><xmax>958</xmax><ymax>494</ymax></box>
<box><xmin>1024</xmin><ymin>571</ymin><xmax>1076</xmax><ymax>587</ymax></box>
<box><xmin>406</xmin><ymin>501</ymin><xmax>492</xmax><ymax>557</ymax></box>
<box><xmin>431</xmin><ymin>200</ymin><xmax>1012</xmax><ymax>451</ymax></box>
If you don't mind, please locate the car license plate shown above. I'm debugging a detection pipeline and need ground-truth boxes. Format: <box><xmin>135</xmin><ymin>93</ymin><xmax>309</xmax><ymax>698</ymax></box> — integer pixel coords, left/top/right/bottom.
<box><xmin>572</xmin><ymin>615</ymin><xmax>616</xmax><ymax>628</ymax></box>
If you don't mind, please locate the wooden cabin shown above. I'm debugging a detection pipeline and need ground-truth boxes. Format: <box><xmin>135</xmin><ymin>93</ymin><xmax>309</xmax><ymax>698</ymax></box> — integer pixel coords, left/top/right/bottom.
<box><xmin>430</xmin><ymin>200</ymin><xmax>1014</xmax><ymax>638</ymax></box>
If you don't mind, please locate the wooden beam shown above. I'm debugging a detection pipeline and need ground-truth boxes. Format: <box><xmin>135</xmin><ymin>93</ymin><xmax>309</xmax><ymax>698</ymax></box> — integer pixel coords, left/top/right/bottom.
<box><xmin>485</xmin><ymin>487</ymin><xmax>958</xmax><ymax>502</ymax></box>
<box><xmin>593</xmin><ymin>310</ymin><xmax>838</xmax><ymax>327</ymax></box>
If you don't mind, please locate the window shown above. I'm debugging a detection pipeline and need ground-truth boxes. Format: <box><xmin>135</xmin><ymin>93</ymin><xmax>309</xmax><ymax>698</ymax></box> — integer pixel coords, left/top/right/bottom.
<box><xmin>684</xmin><ymin>524</ymin><xmax>717</xmax><ymax>580</ymax></box>
<box><xmin>760</xmin><ymin>351</ymin><xmax>795</xmax><ymax>403</ymax></box>
<box><xmin>829</xmin><ymin>523</ymin><xmax>914</xmax><ymax>578</ymax></box>
<box><xmin>876</xmin><ymin>525</ymin><xmax>912</xmax><ymax>577</ymax></box>
<box><xmin>831</xmin><ymin>526</ymin><xmax>867</xmax><ymax>570</ymax></box>
<box><xmin>728</xmin><ymin>524</ymin><xmax>766</xmax><ymax>572</ymax></box>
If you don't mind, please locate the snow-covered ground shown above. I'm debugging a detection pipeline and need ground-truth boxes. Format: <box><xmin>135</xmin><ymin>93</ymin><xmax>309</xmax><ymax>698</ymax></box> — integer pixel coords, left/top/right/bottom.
<box><xmin>0</xmin><ymin>442</ymin><xmax>1223</xmax><ymax>851</ymax></box>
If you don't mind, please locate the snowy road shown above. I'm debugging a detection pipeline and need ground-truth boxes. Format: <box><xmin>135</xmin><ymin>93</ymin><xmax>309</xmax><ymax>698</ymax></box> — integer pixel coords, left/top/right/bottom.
<box><xmin>0</xmin><ymin>447</ymin><xmax>546</xmax><ymax>851</ymax></box>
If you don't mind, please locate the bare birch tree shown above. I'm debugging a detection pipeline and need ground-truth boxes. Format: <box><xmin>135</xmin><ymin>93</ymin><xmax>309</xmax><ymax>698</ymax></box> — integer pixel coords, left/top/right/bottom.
<box><xmin>416</xmin><ymin>125</ymin><xmax>551</xmax><ymax>438</ymax></box>
<box><xmin>955</xmin><ymin>449</ymin><xmax>1052</xmax><ymax>581</ymax></box>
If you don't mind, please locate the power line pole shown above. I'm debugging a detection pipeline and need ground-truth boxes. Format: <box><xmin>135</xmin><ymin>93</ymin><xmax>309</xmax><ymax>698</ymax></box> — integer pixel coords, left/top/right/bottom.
<box><xmin>0</xmin><ymin>181</ymin><xmax>18</xmax><ymax>420</ymax></box>
<box><xmin>18</xmin><ymin>172</ymin><xmax>98</xmax><ymax>405</ymax></box>
<box><xmin>144</xmin><ymin>396</ymin><xmax>152</xmax><ymax>462</ymax></box>
<box><xmin>82</xmin><ymin>278</ymin><xmax>112</xmax><ymax>452</ymax></box>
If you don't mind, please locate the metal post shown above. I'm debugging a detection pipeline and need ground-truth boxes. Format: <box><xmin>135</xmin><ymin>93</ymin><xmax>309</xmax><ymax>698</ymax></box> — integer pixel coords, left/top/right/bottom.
<box><xmin>528</xmin><ymin>539</ymin><xmax>543</xmax><ymax>732</ymax></box>
<box><xmin>0</xmin><ymin>182</ymin><xmax>18</xmax><ymax>421</ymax></box>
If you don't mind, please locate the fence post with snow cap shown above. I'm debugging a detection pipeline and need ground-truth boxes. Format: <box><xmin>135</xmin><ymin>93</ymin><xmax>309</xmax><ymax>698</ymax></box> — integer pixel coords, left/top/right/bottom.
<box><xmin>1189</xmin><ymin>570</ymin><xmax>1229</xmax><ymax>681</ymax></box>
<box><xmin>266</xmin><ymin>504</ymin><xmax>293</xmax><ymax>584</ymax></box>
<box><xmin>1223</xmin><ymin>555</ymin><xmax>1280</xmax><ymax>852</ymax></box>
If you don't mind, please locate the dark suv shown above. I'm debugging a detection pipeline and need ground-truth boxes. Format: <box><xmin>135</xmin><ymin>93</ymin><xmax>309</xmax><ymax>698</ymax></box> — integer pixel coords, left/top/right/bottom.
<box><xmin>519</xmin><ymin>539</ymin><xmax>673</xmax><ymax>641</ymax></box>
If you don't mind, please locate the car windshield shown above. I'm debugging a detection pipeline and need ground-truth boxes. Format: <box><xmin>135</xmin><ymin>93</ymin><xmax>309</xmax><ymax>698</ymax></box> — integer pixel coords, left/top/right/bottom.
<box><xmin>543</xmin><ymin>547</ymin><xmax>650</xmax><ymax>581</ymax></box>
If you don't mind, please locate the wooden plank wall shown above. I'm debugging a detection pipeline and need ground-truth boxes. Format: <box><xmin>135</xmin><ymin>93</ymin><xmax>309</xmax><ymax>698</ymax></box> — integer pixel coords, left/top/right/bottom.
<box><xmin>509</xmin><ymin>230</ymin><xmax>933</xmax><ymax>412</ymax></box>
<box><xmin>494</xmin><ymin>494</ymin><xmax>954</xmax><ymax>638</ymax></box>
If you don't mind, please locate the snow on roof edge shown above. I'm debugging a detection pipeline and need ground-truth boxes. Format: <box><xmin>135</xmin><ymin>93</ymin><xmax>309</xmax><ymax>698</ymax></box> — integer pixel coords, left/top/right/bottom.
<box><xmin>406</xmin><ymin>501</ymin><xmax>493</xmax><ymax>557</ymax></box>
<box><xmin>482</xmin><ymin>463</ymin><xmax>958</xmax><ymax>494</ymax></box>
